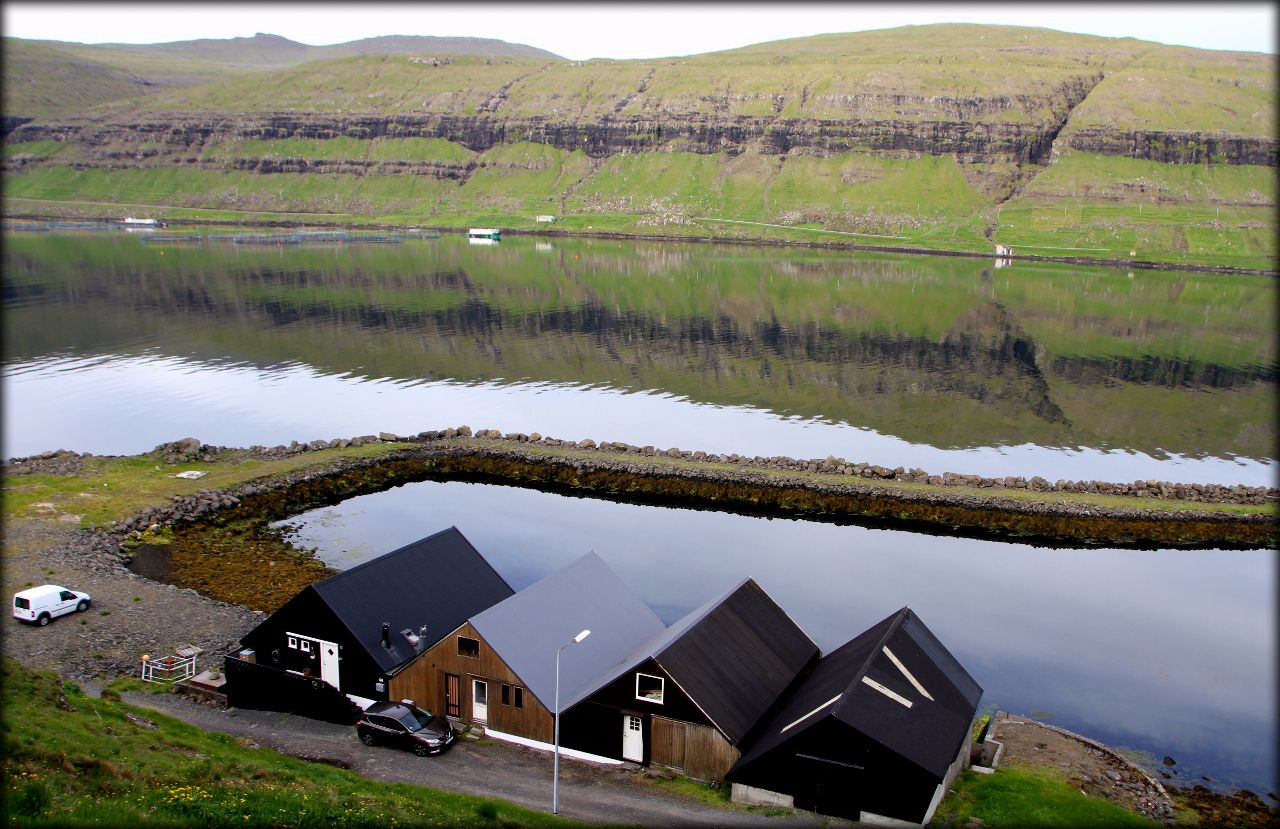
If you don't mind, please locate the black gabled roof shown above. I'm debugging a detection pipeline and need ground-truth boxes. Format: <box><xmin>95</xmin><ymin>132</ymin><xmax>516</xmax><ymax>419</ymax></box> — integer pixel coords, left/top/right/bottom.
<box><xmin>656</xmin><ymin>579</ymin><xmax>818</xmax><ymax>744</ymax></box>
<box><xmin>312</xmin><ymin>526</ymin><xmax>514</xmax><ymax>674</ymax></box>
<box><xmin>731</xmin><ymin>607</ymin><xmax>982</xmax><ymax>780</ymax></box>
<box><xmin>569</xmin><ymin>578</ymin><xmax>819</xmax><ymax>744</ymax></box>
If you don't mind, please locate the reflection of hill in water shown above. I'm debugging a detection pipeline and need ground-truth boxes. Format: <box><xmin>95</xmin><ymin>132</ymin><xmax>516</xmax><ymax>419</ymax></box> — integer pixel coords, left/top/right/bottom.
<box><xmin>3</xmin><ymin>234</ymin><xmax>1275</xmax><ymax>460</ymax></box>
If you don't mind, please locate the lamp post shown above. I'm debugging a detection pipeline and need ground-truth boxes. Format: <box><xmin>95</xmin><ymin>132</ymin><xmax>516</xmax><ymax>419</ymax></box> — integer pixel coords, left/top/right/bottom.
<box><xmin>553</xmin><ymin>628</ymin><xmax>591</xmax><ymax>815</ymax></box>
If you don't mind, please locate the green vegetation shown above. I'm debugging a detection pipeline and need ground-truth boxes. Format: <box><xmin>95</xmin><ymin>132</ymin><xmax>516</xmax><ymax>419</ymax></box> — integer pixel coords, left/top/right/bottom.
<box><xmin>3</xmin><ymin>232</ymin><xmax>1273</xmax><ymax>460</ymax></box>
<box><xmin>4</xmin><ymin>24</ymin><xmax>1273</xmax><ymax>269</ymax></box>
<box><xmin>1000</xmin><ymin>152</ymin><xmax>1276</xmax><ymax>269</ymax></box>
<box><xmin>1</xmin><ymin>444</ymin><xmax>407</xmax><ymax>530</ymax></box>
<box><xmin>0</xmin><ymin>657</ymin><xmax>584</xmax><ymax>828</ymax></box>
<box><xmin>932</xmin><ymin>767</ymin><xmax>1161</xmax><ymax>828</ymax></box>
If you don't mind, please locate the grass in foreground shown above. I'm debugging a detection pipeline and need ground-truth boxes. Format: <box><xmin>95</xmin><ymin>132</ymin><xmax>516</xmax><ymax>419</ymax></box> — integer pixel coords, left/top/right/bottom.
<box><xmin>932</xmin><ymin>767</ymin><xmax>1161</xmax><ymax>828</ymax></box>
<box><xmin>0</xmin><ymin>656</ymin><xmax>586</xmax><ymax>828</ymax></box>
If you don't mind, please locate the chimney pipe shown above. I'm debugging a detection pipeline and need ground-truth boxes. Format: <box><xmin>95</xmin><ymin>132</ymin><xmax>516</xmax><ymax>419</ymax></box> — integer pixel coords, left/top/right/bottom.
<box><xmin>381</xmin><ymin>622</ymin><xmax>390</xmax><ymax>648</ymax></box>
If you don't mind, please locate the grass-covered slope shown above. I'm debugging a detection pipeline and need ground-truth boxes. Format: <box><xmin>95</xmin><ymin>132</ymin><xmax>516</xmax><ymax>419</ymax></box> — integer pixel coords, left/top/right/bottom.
<box><xmin>3</xmin><ymin>24</ymin><xmax>1275</xmax><ymax>270</ymax></box>
<box><xmin>2</xmin><ymin>33</ymin><xmax>563</xmax><ymax>116</ymax></box>
<box><xmin>0</xmin><ymin>657</ymin><xmax>579</xmax><ymax>828</ymax></box>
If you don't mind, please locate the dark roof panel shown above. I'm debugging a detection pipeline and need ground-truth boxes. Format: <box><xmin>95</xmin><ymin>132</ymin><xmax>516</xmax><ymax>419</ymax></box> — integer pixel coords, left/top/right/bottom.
<box><xmin>838</xmin><ymin>613</ymin><xmax>983</xmax><ymax>777</ymax></box>
<box><xmin>656</xmin><ymin>580</ymin><xmax>818</xmax><ymax>743</ymax></box>
<box><xmin>731</xmin><ymin>607</ymin><xmax>980</xmax><ymax>780</ymax></box>
<box><xmin>731</xmin><ymin>608</ymin><xmax>901</xmax><ymax>769</ymax></box>
<box><xmin>313</xmin><ymin>526</ymin><xmax>514</xmax><ymax>673</ymax></box>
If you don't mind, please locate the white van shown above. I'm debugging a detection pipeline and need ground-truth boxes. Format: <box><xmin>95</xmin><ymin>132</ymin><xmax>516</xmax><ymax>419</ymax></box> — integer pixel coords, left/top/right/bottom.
<box><xmin>12</xmin><ymin>584</ymin><xmax>92</xmax><ymax>626</ymax></box>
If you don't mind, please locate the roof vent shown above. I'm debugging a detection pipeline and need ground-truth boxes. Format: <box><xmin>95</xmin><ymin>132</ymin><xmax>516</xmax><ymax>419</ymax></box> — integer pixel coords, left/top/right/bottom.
<box><xmin>381</xmin><ymin>622</ymin><xmax>391</xmax><ymax>648</ymax></box>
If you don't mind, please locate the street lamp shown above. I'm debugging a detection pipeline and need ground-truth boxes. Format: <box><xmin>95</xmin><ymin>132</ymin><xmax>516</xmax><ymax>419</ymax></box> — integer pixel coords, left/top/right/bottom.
<box><xmin>553</xmin><ymin>628</ymin><xmax>591</xmax><ymax>815</ymax></box>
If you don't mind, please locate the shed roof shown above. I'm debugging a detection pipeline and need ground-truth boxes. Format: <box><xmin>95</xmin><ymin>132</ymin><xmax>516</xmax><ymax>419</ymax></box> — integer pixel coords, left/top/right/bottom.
<box><xmin>571</xmin><ymin>578</ymin><xmax>818</xmax><ymax>743</ymax></box>
<box><xmin>731</xmin><ymin>607</ymin><xmax>982</xmax><ymax>779</ymax></box>
<box><xmin>470</xmin><ymin>552</ymin><xmax>665</xmax><ymax>710</ymax></box>
<box><xmin>312</xmin><ymin>526</ymin><xmax>514</xmax><ymax>674</ymax></box>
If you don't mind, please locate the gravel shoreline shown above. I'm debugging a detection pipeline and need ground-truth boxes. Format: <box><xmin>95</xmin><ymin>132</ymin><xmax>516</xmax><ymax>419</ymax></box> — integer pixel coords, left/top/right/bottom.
<box><xmin>2</xmin><ymin>518</ymin><xmax>263</xmax><ymax>683</ymax></box>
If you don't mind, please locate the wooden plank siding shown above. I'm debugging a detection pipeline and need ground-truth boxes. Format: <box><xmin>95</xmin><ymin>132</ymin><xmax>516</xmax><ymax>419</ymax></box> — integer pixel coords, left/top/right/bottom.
<box><xmin>651</xmin><ymin>716</ymin><xmax>741</xmax><ymax>782</ymax></box>
<box><xmin>390</xmin><ymin>622</ymin><xmax>553</xmax><ymax>743</ymax></box>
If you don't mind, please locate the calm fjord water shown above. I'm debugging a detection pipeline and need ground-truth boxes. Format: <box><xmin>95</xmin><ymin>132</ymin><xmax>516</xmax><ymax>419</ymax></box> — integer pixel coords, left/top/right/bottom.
<box><xmin>4</xmin><ymin>230</ymin><xmax>1276</xmax><ymax>794</ymax></box>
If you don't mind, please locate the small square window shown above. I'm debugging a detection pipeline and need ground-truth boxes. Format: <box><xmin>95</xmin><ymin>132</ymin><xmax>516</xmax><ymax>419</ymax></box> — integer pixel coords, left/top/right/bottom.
<box><xmin>514</xmin><ymin>687</ymin><xmax>523</xmax><ymax>709</ymax></box>
<box><xmin>458</xmin><ymin>636</ymin><xmax>480</xmax><ymax>658</ymax></box>
<box><xmin>287</xmin><ymin>636</ymin><xmax>298</xmax><ymax>649</ymax></box>
<box><xmin>300</xmin><ymin>640</ymin><xmax>311</xmax><ymax>652</ymax></box>
<box><xmin>636</xmin><ymin>673</ymin><xmax>664</xmax><ymax>704</ymax></box>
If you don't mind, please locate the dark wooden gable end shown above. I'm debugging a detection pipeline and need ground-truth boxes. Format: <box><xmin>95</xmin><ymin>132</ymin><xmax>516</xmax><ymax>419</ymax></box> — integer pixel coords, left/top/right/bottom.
<box><xmin>238</xmin><ymin>526</ymin><xmax>513</xmax><ymax>699</ymax></box>
<box><xmin>561</xmin><ymin>578</ymin><xmax>818</xmax><ymax>778</ymax></box>
<box><xmin>726</xmin><ymin>607</ymin><xmax>982</xmax><ymax>824</ymax></box>
<box><xmin>240</xmin><ymin>585</ymin><xmax>350</xmax><ymax>676</ymax></box>
<box><xmin>568</xmin><ymin>579</ymin><xmax>819</xmax><ymax>743</ymax></box>
<box><xmin>656</xmin><ymin>579</ymin><xmax>819</xmax><ymax>745</ymax></box>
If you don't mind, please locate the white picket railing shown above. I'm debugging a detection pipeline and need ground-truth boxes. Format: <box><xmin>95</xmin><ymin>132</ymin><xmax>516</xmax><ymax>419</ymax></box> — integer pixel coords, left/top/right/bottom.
<box><xmin>140</xmin><ymin>644</ymin><xmax>202</xmax><ymax>683</ymax></box>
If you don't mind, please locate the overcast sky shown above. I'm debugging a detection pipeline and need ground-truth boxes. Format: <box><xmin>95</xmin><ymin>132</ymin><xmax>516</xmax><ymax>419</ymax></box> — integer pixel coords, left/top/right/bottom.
<box><xmin>4</xmin><ymin>3</ymin><xmax>1275</xmax><ymax>59</ymax></box>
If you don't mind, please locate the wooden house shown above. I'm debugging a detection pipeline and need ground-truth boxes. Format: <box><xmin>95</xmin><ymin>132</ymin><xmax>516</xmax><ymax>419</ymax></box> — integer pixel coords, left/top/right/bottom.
<box><xmin>726</xmin><ymin>607</ymin><xmax>982</xmax><ymax>826</ymax></box>
<box><xmin>229</xmin><ymin>526</ymin><xmax>514</xmax><ymax>707</ymax></box>
<box><xmin>559</xmin><ymin>578</ymin><xmax>819</xmax><ymax>781</ymax></box>
<box><xmin>390</xmin><ymin>551</ymin><xmax>666</xmax><ymax>756</ymax></box>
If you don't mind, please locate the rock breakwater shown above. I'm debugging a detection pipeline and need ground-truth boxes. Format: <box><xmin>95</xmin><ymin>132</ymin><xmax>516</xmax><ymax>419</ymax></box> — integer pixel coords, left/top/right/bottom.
<box><xmin>5</xmin><ymin>429</ymin><xmax>1274</xmax><ymax>550</ymax></box>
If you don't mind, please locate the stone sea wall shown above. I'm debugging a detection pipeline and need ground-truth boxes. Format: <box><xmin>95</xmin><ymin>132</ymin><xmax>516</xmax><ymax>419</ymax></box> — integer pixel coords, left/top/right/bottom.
<box><xmin>4</xmin><ymin>430</ymin><xmax>1275</xmax><ymax>550</ymax></box>
<box><xmin>5</xmin><ymin>429</ymin><xmax>1274</xmax><ymax>507</ymax></box>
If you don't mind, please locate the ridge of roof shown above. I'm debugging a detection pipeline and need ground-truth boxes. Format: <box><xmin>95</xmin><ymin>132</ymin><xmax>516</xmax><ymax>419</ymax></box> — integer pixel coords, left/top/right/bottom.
<box><xmin>471</xmin><ymin>551</ymin><xmax>665</xmax><ymax>708</ymax></box>
<box><xmin>312</xmin><ymin>525</ymin><xmax>509</xmax><ymax>596</ymax></box>
<box><xmin>833</xmin><ymin>606</ymin><xmax>910</xmax><ymax>718</ymax></box>
<box><xmin>564</xmin><ymin>577</ymin><xmax>750</xmax><ymax>707</ymax></box>
<box><xmin>311</xmin><ymin>526</ymin><xmax>514</xmax><ymax>672</ymax></box>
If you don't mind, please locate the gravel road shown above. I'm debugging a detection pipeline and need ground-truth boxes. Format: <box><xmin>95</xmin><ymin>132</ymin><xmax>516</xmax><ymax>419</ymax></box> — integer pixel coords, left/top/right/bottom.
<box><xmin>108</xmin><ymin>688</ymin><xmax>842</xmax><ymax>827</ymax></box>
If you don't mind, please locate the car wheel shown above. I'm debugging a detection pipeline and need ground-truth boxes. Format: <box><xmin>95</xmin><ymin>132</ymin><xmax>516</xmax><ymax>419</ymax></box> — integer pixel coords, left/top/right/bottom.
<box><xmin>413</xmin><ymin>742</ymin><xmax>431</xmax><ymax>757</ymax></box>
<box><xmin>359</xmin><ymin>731</ymin><xmax>375</xmax><ymax>746</ymax></box>
<box><xmin>76</xmin><ymin>600</ymin><xmax>89</xmax><ymax>612</ymax></box>
<box><xmin>37</xmin><ymin>614</ymin><xmax>51</xmax><ymax>626</ymax></box>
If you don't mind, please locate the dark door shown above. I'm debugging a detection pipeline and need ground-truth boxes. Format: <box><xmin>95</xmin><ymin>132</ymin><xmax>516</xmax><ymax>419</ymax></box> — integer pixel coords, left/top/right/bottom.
<box><xmin>445</xmin><ymin>673</ymin><xmax>460</xmax><ymax>717</ymax></box>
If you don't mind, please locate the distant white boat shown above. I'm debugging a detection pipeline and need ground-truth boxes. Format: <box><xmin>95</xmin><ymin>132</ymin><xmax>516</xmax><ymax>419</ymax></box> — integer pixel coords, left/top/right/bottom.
<box><xmin>467</xmin><ymin>227</ymin><xmax>501</xmax><ymax>240</ymax></box>
<box><xmin>123</xmin><ymin>217</ymin><xmax>163</xmax><ymax>226</ymax></box>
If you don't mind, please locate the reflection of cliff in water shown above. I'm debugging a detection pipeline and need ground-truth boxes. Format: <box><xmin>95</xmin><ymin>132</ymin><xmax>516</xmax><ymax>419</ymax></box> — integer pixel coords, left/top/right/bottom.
<box><xmin>3</xmin><ymin>236</ymin><xmax>1274</xmax><ymax>460</ymax></box>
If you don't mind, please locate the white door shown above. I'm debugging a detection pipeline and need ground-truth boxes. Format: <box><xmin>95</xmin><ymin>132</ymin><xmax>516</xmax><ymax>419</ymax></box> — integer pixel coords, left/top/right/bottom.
<box><xmin>473</xmin><ymin>680</ymin><xmax>489</xmax><ymax>722</ymax></box>
<box><xmin>622</xmin><ymin>714</ymin><xmax>644</xmax><ymax>761</ymax></box>
<box><xmin>318</xmin><ymin>639</ymin><xmax>340</xmax><ymax>689</ymax></box>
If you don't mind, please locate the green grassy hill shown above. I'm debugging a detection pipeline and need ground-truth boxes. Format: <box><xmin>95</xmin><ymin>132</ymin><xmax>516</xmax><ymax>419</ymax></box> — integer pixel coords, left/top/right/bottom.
<box><xmin>2</xmin><ymin>33</ymin><xmax>563</xmax><ymax>116</ymax></box>
<box><xmin>0</xmin><ymin>657</ymin><xmax>580</xmax><ymax>828</ymax></box>
<box><xmin>3</xmin><ymin>24</ymin><xmax>1274</xmax><ymax>271</ymax></box>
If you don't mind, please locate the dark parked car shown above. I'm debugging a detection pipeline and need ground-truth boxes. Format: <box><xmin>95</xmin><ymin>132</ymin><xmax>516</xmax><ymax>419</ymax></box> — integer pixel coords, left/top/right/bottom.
<box><xmin>356</xmin><ymin>700</ymin><xmax>456</xmax><ymax>756</ymax></box>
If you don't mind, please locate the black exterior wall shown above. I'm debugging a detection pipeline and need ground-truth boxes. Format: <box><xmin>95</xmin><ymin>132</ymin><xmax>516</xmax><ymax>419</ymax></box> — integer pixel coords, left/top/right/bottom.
<box><xmin>223</xmin><ymin>655</ymin><xmax>361</xmax><ymax>724</ymax></box>
<box><xmin>730</xmin><ymin>718</ymin><xmax>942</xmax><ymax>823</ymax></box>
<box><xmin>559</xmin><ymin>701</ymin><xmax>640</xmax><ymax>761</ymax></box>
<box><xmin>238</xmin><ymin>587</ymin><xmax>389</xmax><ymax>701</ymax></box>
<box><xmin>561</xmin><ymin>657</ymin><xmax>712</xmax><ymax>763</ymax></box>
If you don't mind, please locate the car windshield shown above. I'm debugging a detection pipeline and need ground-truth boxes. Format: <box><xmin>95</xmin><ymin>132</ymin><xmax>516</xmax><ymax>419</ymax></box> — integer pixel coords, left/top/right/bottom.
<box><xmin>397</xmin><ymin>708</ymin><xmax>435</xmax><ymax>732</ymax></box>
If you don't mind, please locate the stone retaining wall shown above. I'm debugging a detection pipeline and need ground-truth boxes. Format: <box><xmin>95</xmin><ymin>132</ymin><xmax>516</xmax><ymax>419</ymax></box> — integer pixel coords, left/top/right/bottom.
<box><xmin>4</xmin><ymin>428</ymin><xmax>1275</xmax><ymax>508</ymax></box>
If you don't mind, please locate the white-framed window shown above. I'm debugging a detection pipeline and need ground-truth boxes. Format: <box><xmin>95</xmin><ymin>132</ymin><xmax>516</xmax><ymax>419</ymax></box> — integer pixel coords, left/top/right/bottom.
<box><xmin>287</xmin><ymin>636</ymin><xmax>298</xmax><ymax>649</ymax></box>
<box><xmin>300</xmin><ymin>640</ymin><xmax>311</xmax><ymax>652</ymax></box>
<box><xmin>635</xmin><ymin>672</ymin><xmax>664</xmax><ymax>704</ymax></box>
